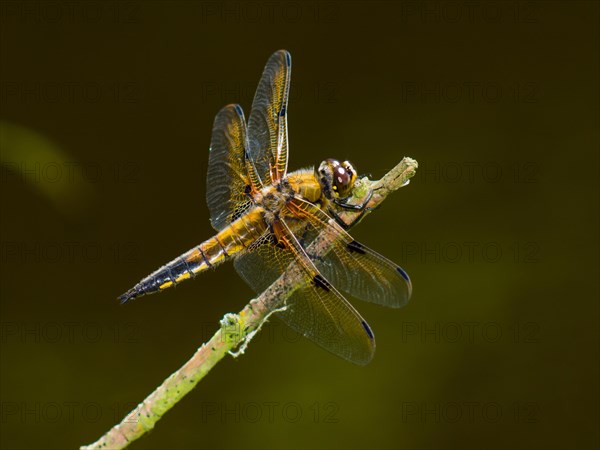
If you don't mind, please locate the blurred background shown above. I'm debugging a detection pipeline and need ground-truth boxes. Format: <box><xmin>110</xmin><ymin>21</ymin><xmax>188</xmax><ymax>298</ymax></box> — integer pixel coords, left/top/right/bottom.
<box><xmin>1</xmin><ymin>1</ymin><xmax>598</xmax><ymax>449</ymax></box>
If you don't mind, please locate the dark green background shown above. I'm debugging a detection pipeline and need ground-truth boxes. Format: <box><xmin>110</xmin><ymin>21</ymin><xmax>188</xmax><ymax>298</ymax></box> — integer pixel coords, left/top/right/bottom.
<box><xmin>1</xmin><ymin>1</ymin><xmax>598</xmax><ymax>449</ymax></box>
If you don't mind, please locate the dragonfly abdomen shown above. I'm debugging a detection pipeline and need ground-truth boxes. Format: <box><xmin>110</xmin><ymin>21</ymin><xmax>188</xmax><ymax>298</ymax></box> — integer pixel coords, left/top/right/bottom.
<box><xmin>119</xmin><ymin>208</ymin><xmax>266</xmax><ymax>303</ymax></box>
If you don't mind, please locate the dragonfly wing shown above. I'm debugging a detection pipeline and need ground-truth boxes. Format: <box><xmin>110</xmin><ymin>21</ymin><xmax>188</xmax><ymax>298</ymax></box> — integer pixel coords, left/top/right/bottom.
<box><xmin>247</xmin><ymin>50</ymin><xmax>292</xmax><ymax>185</ymax></box>
<box><xmin>288</xmin><ymin>197</ymin><xmax>412</xmax><ymax>307</ymax></box>
<box><xmin>317</xmin><ymin>240</ymin><xmax>412</xmax><ymax>308</ymax></box>
<box><xmin>234</xmin><ymin>223</ymin><xmax>376</xmax><ymax>365</ymax></box>
<box><xmin>277</xmin><ymin>273</ymin><xmax>376</xmax><ymax>365</ymax></box>
<box><xmin>207</xmin><ymin>104</ymin><xmax>254</xmax><ymax>231</ymax></box>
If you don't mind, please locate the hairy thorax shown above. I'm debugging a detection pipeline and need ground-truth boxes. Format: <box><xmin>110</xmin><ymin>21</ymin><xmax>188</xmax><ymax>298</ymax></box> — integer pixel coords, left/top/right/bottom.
<box><xmin>250</xmin><ymin>168</ymin><xmax>323</xmax><ymax>226</ymax></box>
<box><xmin>254</xmin><ymin>178</ymin><xmax>296</xmax><ymax>224</ymax></box>
<box><xmin>254</xmin><ymin>169</ymin><xmax>322</xmax><ymax>225</ymax></box>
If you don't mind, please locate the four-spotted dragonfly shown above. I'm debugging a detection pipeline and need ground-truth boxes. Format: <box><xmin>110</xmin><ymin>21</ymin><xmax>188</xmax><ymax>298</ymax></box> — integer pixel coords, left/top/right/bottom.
<box><xmin>119</xmin><ymin>50</ymin><xmax>412</xmax><ymax>364</ymax></box>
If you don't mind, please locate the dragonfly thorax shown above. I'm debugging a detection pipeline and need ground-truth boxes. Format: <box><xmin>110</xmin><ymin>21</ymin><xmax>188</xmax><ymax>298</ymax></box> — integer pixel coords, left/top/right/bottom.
<box><xmin>255</xmin><ymin>179</ymin><xmax>295</xmax><ymax>223</ymax></box>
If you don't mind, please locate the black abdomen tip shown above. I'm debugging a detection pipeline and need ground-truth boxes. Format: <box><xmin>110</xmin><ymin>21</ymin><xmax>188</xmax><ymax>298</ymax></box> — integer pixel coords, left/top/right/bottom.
<box><xmin>118</xmin><ymin>288</ymin><xmax>138</xmax><ymax>304</ymax></box>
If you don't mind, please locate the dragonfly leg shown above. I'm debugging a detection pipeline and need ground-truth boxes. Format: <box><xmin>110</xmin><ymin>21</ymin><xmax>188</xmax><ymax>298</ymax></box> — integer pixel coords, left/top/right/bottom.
<box><xmin>332</xmin><ymin>189</ymin><xmax>373</xmax><ymax>211</ymax></box>
<box><xmin>329</xmin><ymin>190</ymin><xmax>374</xmax><ymax>229</ymax></box>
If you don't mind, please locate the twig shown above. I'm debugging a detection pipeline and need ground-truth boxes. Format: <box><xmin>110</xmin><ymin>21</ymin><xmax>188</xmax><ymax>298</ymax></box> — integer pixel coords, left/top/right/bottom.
<box><xmin>81</xmin><ymin>157</ymin><xmax>418</xmax><ymax>450</ymax></box>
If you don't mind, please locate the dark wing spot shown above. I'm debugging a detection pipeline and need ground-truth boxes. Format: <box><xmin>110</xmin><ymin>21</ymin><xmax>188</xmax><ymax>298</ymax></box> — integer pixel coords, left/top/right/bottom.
<box><xmin>234</xmin><ymin>104</ymin><xmax>244</xmax><ymax>116</ymax></box>
<box><xmin>347</xmin><ymin>240</ymin><xmax>367</xmax><ymax>255</ymax></box>
<box><xmin>313</xmin><ymin>274</ymin><xmax>331</xmax><ymax>292</ymax></box>
<box><xmin>279</xmin><ymin>106</ymin><xmax>286</xmax><ymax>117</ymax></box>
<box><xmin>285</xmin><ymin>51</ymin><xmax>291</xmax><ymax>67</ymax></box>
<box><xmin>361</xmin><ymin>321</ymin><xmax>374</xmax><ymax>339</ymax></box>
<box><xmin>396</xmin><ymin>266</ymin><xmax>410</xmax><ymax>282</ymax></box>
<box><xmin>244</xmin><ymin>184</ymin><xmax>252</xmax><ymax>195</ymax></box>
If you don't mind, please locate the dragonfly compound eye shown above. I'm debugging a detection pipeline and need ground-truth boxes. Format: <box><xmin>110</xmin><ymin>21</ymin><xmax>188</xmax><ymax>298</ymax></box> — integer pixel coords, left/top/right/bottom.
<box><xmin>316</xmin><ymin>159</ymin><xmax>356</xmax><ymax>199</ymax></box>
<box><xmin>333</xmin><ymin>161</ymin><xmax>357</xmax><ymax>198</ymax></box>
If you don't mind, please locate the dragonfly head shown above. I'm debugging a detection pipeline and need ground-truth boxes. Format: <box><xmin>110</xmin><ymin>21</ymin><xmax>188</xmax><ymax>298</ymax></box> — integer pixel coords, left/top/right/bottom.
<box><xmin>317</xmin><ymin>158</ymin><xmax>357</xmax><ymax>199</ymax></box>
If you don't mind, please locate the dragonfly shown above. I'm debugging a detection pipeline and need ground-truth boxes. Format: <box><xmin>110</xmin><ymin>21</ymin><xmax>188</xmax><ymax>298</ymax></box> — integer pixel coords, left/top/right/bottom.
<box><xmin>119</xmin><ymin>50</ymin><xmax>412</xmax><ymax>365</ymax></box>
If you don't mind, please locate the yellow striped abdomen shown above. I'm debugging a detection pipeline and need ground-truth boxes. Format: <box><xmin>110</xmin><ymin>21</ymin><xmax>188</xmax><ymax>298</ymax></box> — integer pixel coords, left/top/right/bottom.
<box><xmin>183</xmin><ymin>207</ymin><xmax>266</xmax><ymax>277</ymax></box>
<box><xmin>118</xmin><ymin>207</ymin><xmax>266</xmax><ymax>303</ymax></box>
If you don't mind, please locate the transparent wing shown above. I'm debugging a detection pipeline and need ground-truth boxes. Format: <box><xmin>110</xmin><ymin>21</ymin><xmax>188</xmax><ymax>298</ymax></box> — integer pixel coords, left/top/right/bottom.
<box><xmin>247</xmin><ymin>50</ymin><xmax>292</xmax><ymax>185</ymax></box>
<box><xmin>234</xmin><ymin>223</ymin><xmax>376</xmax><ymax>365</ymax></box>
<box><xmin>206</xmin><ymin>104</ymin><xmax>255</xmax><ymax>231</ymax></box>
<box><xmin>287</xmin><ymin>197</ymin><xmax>412</xmax><ymax>307</ymax></box>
